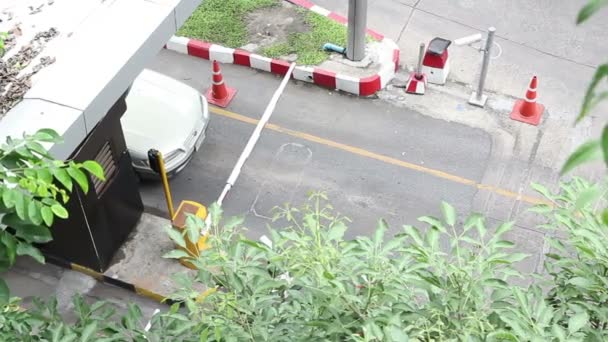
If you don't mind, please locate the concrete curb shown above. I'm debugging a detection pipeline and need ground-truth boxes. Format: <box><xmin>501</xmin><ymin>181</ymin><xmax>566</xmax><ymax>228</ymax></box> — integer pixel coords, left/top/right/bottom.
<box><xmin>46</xmin><ymin>255</ymin><xmax>174</xmax><ymax>305</ymax></box>
<box><xmin>165</xmin><ymin>0</ymin><xmax>399</xmax><ymax>96</ymax></box>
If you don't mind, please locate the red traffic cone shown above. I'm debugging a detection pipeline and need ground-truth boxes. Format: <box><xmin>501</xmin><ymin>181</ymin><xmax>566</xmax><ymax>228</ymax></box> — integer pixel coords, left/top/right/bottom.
<box><xmin>510</xmin><ymin>76</ymin><xmax>544</xmax><ymax>126</ymax></box>
<box><xmin>206</xmin><ymin>60</ymin><xmax>236</xmax><ymax>108</ymax></box>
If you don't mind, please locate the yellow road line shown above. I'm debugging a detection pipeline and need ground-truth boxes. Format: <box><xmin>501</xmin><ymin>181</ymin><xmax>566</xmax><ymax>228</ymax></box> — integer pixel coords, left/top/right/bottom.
<box><xmin>210</xmin><ymin>106</ymin><xmax>547</xmax><ymax>205</ymax></box>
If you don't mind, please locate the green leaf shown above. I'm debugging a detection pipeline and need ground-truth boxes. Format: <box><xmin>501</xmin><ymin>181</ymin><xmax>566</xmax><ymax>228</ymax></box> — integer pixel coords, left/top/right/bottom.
<box><xmin>52</xmin><ymin>168</ymin><xmax>73</xmax><ymax>191</ymax></box>
<box><xmin>402</xmin><ymin>225</ymin><xmax>424</xmax><ymax>246</ymax></box>
<box><xmin>2</xmin><ymin>189</ymin><xmax>15</xmax><ymax>208</ymax></box>
<box><xmin>59</xmin><ymin>333</ymin><xmax>77</xmax><ymax>342</ymax></box>
<box><xmin>80</xmin><ymin>323</ymin><xmax>97</xmax><ymax>342</ymax></box>
<box><xmin>602</xmin><ymin>209</ymin><xmax>608</xmax><ymax>226</ymax></box>
<box><xmin>568</xmin><ymin>311</ymin><xmax>589</xmax><ymax>334</ymax></box>
<box><xmin>323</xmin><ymin>270</ymin><xmax>335</xmax><ymax>280</ymax></box>
<box><xmin>224</xmin><ymin>215</ymin><xmax>244</xmax><ymax>230</ymax></box>
<box><xmin>16</xmin><ymin>146</ymin><xmax>34</xmax><ymax>158</ymax></box>
<box><xmin>463</xmin><ymin>213</ymin><xmax>483</xmax><ymax>230</ymax></box>
<box><xmin>505</xmin><ymin>252</ymin><xmax>528</xmax><ymax>263</ymax></box>
<box><xmin>483</xmin><ymin>278</ymin><xmax>508</xmax><ymax>287</ymax></box>
<box><xmin>531</xmin><ymin>182</ymin><xmax>552</xmax><ymax>199</ymax></box>
<box><xmin>574</xmin><ymin>185</ymin><xmax>600</xmax><ymax>209</ymax></box>
<box><xmin>386</xmin><ymin>326</ymin><xmax>409</xmax><ymax>342</ymax></box>
<box><xmin>552</xmin><ymin>324</ymin><xmax>566</xmax><ymax>341</ymax></box>
<box><xmin>328</xmin><ymin>221</ymin><xmax>347</xmax><ymax>241</ymax></box>
<box><xmin>28</xmin><ymin>201</ymin><xmax>43</xmax><ymax>225</ymax></box>
<box><xmin>26</xmin><ymin>140</ymin><xmax>49</xmax><ymax>157</ymax></box>
<box><xmin>14</xmin><ymin>191</ymin><xmax>26</xmax><ymax>220</ymax></box>
<box><xmin>51</xmin><ymin>323</ymin><xmax>63</xmax><ymax>342</ymax></box>
<box><xmin>51</xmin><ymin>204</ymin><xmax>69</xmax><ymax>219</ymax></box>
<box><xmin>12</xmin><ymin>222</ymin><xmax>53</xmax><ymax>243</ymax></box>
<box><xmin>41</xmin><ymin>206</ymin><xmax>54</xmax><ymax>227</ymax></box>
<box><xmin>560</xmin><ymin>140</ymin><xmax>602</xmax><ymax>175</ymax></box>
<box><xmin>528</xmin><ymin>204</ymin><xmax>553</xmax><ymax>213</ymax></box>
<box><xmin>374</xmin><ymin>219</ymin><xmax>388</xmax><ymax>246</ymax></box>
<box><xmin>426</xmin><ymin>226</ymin><xmax>440</xmax><ymax>250</ymax></box>
<box><xmin>1</xmin><ymin>232</ymin><xmax>17</xmax><ymax>265</ymax></box>
<box><xmin>577</xmin><ymin>0</ymin><xmax>608</xmax><ymax>24</ymax></box>
<box><xmin>164</xmin><ymin>226</ymin><xmax>186</xmax><ymax>248</ymax></box>
<box><xmin>67</xmin><ymin>167</ymin><xmax>89</xmax><ymax>194</ymax></box>
<box><xmin>494</xmin><ymin>240</ymin><xmax>515</xmax><ymax>249</ymax></box>
<box><xmin>240</xmin><ymin>239</ymin><xmax>270</xmax><ymax>252</ymax></box>
<box><xmin>418</xmin><ymin>216</ymin><xmax>443</xmax><ymax>228</ymax></box>
<box><xmin>440</xmin><ymin>201</ymin><xmax>456</xmax><ymax>226</ymax></box>
<box><xmin>208</xmin><ymin>202</ymin><xmax>222</xmax><ymax>227</ymax></box>
<box><xmin>494</xmin><ymin>221</ymin><xmax>514</xmax><ymax>237</ymax></box>
<box><xmin>33</xmin><ymin>128</ymin><xmax>61</xmax><ymax>142</ymax></box>
<box><xmin>0</xmin><ymin>279</ymin><xmax>9</xmax><ymax>305</ymax></box>
<box><xmin>569</xmin><ymin>277</ymin><xmax>593</xmax><ymax>289</ymax></box>
<box><xmin>162</xmin><ymin>250</ymin><xmax>191</xmax><ymax>259</ymax></box>
<box><xmin>82</xmin><ymin>161</ymin><xmax>105</xmax><ymax>181</ymax></box>
<box><xmin>577</xmin><ymin>64</ymin><xmax>608</xmax><ymax>121</ymax></box>
<box><xmin>602</xmin><ymin>124</ymin><xmax>608</xmax><ymax>167</ymax></box>
<box><xmin>16</xmin><ymin>242</ymin><xmax>45</xmax><ymax>263</ymax></box>
<box><xmin>486</xmin><ymin>330</ymin><xmax>518</xmax><ymax>341</ymax></box>
<box><xmin>36</xmin><ymin>168</ymin><xmax>54</xmax><ymax>184</ymax></box>
<box><xmin>37</xmin><ymin>183</ymin><xmax>50</xmax><ymax>197</ymax></box>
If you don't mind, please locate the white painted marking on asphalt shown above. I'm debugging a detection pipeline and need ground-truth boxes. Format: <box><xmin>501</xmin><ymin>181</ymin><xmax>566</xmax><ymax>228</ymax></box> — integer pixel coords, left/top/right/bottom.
<box><xmin>250</xmin><ymin>142</ymin><xmax>313</xmax><ymax>220</ymax></box>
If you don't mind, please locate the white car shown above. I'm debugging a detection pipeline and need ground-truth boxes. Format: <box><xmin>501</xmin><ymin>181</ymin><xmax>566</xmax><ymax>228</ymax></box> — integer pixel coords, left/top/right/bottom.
<box><xmin>121</xmin><ymin>69</ymin><xmax>209</xmax><ymax>177</ymax></box>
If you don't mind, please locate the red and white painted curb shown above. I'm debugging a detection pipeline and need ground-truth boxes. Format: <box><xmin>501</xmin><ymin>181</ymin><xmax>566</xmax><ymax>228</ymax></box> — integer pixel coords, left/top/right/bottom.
<box><xmin>165</xmin><ymin>0</ymin><xmax>399</xmax><ymax>96</ymax></box>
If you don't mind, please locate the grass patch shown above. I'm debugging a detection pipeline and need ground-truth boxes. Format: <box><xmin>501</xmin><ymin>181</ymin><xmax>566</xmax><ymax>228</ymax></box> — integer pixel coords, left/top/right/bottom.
<box><xmin>178</xmin><ymin>0</ymin><xmax>278</xmax><ymax>48</ymax></box>
<box><xmin>179</xmin><ymin>0</ymin><xmax>354</xmax><ymax>65</ymax></box>
<box><xmin>262</xmin><ymin>11</ymin><xmax>347</xmax><ymax>65</ymax></box>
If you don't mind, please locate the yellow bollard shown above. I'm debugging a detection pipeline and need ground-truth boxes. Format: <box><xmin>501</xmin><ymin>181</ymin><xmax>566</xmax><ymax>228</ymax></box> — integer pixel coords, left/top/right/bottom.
<box><xmin>147</xmin><ymin>149</ymin><xmax>175</xmax><ymax>218</ymax></box>
<box><xmin>171</xmin><ymin>200</ymin><xmax>209</xmax><ymax>269</ymax></box>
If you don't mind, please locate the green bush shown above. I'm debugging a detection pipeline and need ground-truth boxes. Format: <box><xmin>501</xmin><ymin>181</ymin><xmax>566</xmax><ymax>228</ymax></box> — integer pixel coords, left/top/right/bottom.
<box><xmin>0</xmin><ymin>129</ymin><xmax>104</xmax><ymax>302</ymax></box>
<box><xmin>161</xmin><ymin>184</ymin><xmax>608</xmax><ymax>341</ymax></box>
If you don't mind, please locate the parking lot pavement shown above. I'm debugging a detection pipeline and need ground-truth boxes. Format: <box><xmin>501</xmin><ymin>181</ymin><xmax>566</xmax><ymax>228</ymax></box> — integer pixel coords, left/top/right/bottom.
<box><xmin>139</xmin><ymin>50</ymin><xmax>493</xmax><ymax>238</ymax></box>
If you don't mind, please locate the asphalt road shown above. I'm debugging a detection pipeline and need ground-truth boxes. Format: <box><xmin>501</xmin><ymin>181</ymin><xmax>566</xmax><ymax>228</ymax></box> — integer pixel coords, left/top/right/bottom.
<box><xmin>139</xmin><ymin>50</ymin><xmax>492</xmax><ymax>238</ymax></box>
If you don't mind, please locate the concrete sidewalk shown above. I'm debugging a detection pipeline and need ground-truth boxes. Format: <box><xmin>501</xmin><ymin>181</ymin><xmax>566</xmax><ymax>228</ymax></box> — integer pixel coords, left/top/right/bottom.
<box><xmin>315</xmin><ymin>0</ymin><xmax>607</xmax><ymax>144</ymax></box>
<box><xmin>318</xmin><ymin>0</ymin><xmax>607</xmax><ymax>200</ymax></box>
<box><xmin>2</xmin><ymin>213</ymin><xmax>188</xmax><ymax>319</ymax></box>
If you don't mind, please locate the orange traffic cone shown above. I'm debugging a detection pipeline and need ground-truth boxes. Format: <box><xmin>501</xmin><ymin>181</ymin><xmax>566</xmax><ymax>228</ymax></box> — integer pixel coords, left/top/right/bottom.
<box><xmin>206</xmin><ymin>60</ymin><xmax>236</xmax><ymax>108</ymax></box>
<box><xmin>510</xmin><ymin>76</ymin><xmax>544</xmax><ymax>126</ymax></box>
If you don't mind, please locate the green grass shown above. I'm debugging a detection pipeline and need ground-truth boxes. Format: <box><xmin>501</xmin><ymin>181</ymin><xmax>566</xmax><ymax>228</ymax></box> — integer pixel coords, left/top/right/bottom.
<box><xmin>178</xmin><ymin>0</ymin><xmax>278</xmax><ymax>48</ymax></box>
<box><xmin>262</xmin><ymin>11</ymin><xmax>347</xmax><ymax>65</ymax></box>
<box><xmin>179</xmin><ymin>0</ymin><xmax>349</xmax><ymax>65</ymax></box>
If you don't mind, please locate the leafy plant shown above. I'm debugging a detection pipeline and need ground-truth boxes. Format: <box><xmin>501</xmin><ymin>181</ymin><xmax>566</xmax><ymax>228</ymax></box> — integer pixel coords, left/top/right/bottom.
<box><xmin>532</xmin><ymin>178</ymin><xmax>608</xmax><ymax>339</ymax></box>
<box><xmin>0</xmin><ymin>129</ymin><xmax>105</xmax><ymax>301</ymax></box>
<box><xmin>162</xmin><ymin>193</ymin><xmax>534</xmax><ymax>340</ymax></box>
<box><xmin>0</xmin><ymin>295</ymin><xmax>202</xmax><ymax>341</ymax></box>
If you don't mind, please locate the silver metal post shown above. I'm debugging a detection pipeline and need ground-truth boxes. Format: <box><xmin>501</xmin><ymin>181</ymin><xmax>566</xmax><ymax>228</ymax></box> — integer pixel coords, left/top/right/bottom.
<box><xmin>346</xmin><ymin>0</ymin><xmax>367</xmax><ymax>61</ymax></box>
<box><xmin>469</xmin><ymin>27</ymin><xmax>496</xmax><ymax>107</ymax></box>
<box><xmin>416</xmin><ymin>43</ymin><xmax>425</xmax><ymax>75</ymax></box>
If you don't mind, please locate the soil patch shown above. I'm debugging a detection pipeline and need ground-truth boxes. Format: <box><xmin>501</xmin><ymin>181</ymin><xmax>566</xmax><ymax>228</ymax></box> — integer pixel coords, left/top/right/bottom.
<box><xmin>244</xmin><ymin>2</ymin><xmax>309</xmax><ymax>53</ymax></box>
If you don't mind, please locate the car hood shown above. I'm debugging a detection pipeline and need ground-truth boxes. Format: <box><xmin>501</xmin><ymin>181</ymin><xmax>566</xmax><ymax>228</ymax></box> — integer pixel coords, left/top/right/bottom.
<box><xmin>121</xmin><ymin>69</ymin><xmax>203</xmax><ymax>155</ymax></box>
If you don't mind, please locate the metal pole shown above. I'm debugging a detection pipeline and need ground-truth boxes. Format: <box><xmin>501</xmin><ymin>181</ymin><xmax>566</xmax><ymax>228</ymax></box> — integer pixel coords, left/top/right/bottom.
<box><xmin>346</xmin><ymin>0</ymin><xmax>367</xmax><ymax>61</ymax></box>
<box><xmin>469</xmin><ymin>27</ymin><xmax>496</xmax><ymax>107</ymax></box>
<box><xmin>416</xmin><ymin>43</ymin><xmax>425</xmax><ymax>76</ymax></box>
